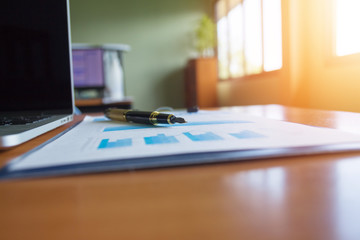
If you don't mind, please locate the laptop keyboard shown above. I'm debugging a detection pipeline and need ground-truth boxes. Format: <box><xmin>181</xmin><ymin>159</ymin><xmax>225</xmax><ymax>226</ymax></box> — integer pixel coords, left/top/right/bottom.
<box><xmin>0</xmin><ymin>116</ymin><xmax>51</xmax><ymax>126</ymax></box>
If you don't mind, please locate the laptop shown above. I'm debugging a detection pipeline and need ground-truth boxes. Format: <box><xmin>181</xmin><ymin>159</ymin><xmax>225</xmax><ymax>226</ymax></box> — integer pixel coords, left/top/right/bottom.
<box><xmin>0</xmin><ymin>0</ymin><xmax>74</xmax><ymax>149</ymax></box>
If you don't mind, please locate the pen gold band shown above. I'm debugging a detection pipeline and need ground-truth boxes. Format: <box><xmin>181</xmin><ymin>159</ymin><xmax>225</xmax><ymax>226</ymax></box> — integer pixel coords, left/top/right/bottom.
<box><xmin>123</xmin><ymin>110</ymin><xmax>130</xmax><ymax>122</ymax></box>
<box><xmin>167</xmin><ymin>114</ymin><xmax>175</xmax><ymax>124</ymax></box>
<box><xmin>149</xmin><ymin>111</ymin><xmax>160</xmax><ymax>125</ymax></box>
<box><xmin>106</xmin><ymin>109</ymin><xmax>130</xmax><ymax>122</ymax></box>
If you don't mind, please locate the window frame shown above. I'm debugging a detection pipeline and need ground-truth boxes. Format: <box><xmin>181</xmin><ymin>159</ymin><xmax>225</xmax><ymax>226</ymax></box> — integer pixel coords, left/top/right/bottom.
<box><xmin>325</xmin><ymin>0</ymin><xmax>360</xmax><ymax>66</ymax></box>
<box><xmin>215</xmin><ymin>0</ymin><xmax>283</xmax><ymax>81</ymax></box>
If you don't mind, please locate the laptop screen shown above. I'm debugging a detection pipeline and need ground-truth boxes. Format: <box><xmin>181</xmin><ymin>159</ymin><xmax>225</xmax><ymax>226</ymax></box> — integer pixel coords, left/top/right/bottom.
<box><xmin>0</xmin><ymin>0</ymin><xmax>73</xmax><ymax>115</ymax></box>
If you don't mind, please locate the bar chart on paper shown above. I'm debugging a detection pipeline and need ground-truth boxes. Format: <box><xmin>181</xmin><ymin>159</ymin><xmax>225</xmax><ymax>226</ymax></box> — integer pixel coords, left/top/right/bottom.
<box><xmin>94</xmin><ymin>113</ymin><xmax>266</xmax><ymax>150</ymax></box>
<box><xmin>97</xmin><ymin>129</ymin><xmax>266</xmax><ymax>149</ymax></box>
<box><xmin>6</xmin><ymin>110</ymin><xmax>360</xmax><ymax>174</ymax></box>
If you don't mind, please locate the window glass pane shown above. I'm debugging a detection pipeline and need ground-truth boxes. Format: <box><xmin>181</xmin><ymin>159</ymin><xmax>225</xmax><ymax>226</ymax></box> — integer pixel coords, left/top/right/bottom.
<box><xmin>228</xmin><ymin>5</ymin><xmax>244</xmax><ymax>78</ymax></box>
<box><xmin>335</xmin><ymin>0</ymin><xmax>360</xmax><ymax>56</ymax></box>
<box><xmin>217</xmin><ymin>17</ymin><xmax>230</xmax><ymax>79</ymax></box>
<box><xmin>244</xmin><ymin>0</ymin><xmax>262</xmax><ymax>75</ymax></box>
<box><xmin>263</xmin><ymin>0</ymin><xmax>282</xmax><ymax>71</ymax></box>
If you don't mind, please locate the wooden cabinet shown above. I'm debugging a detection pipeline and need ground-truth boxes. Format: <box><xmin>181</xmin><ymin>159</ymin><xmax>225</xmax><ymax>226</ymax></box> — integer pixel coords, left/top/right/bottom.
<box><xmin>185</xmin><ymin>58</ymin><xmax>218</xmax><ymax>109</ymax></box>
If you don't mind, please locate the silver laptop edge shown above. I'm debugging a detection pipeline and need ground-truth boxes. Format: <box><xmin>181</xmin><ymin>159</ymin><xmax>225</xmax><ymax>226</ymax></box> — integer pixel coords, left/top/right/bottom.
<box><xmin>67</xmin><ymin>0</ymin><xmax>76</xmax><ymax>115</ymax></box>
<box><xmin>0</xmin><ymin>115</ymin><xmax>73</xmax><ymax>149</ymax></box>
<box><xmin>0</xmin><ymin>0</ymin><xmax>75</xmax><ymax>149</ymax></box>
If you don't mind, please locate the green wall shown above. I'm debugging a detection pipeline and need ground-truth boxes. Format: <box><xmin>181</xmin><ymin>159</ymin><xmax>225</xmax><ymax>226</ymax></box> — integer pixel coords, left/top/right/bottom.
<box><xmin>70</xmin><ymin>0</ymin><xmax>212</xmax><ymax>110</ymax></box>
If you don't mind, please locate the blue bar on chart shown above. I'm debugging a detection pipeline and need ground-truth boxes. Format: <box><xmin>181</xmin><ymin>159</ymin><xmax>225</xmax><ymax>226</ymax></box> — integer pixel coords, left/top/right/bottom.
<box><xmin>180</xmin><ymin>120</ymin><xmax>251</xmax><ymax>127</ymax></box>
<box><xmin>183</xmin><ymin>131</ymin><xmax>223</xmax><ymax>141</ymax></box>
<box><xmin>98</xmin><ymin>138</ymin><xmax>132</xmax><ymax>149</ymax></box>
<box><xmin>144</xmin><ymin>134</ymin><xmax>179</xmax><ymax>145</ymax></box>
<box><xmin>92</xmin><ymin>117</ymin><xmax>110</xmax><ymax>122</ymax></box>
<box><xmin>104</xmin><ymin>125</ymin><xmax>155</xmax><ymax>132</ymax></box>
<box><xmin>230</xmin><ymin>130</ymin><xmax>265</xmax><ymax>139</ymax></box>
<box><xmin>102</xmin><ymin>120</ymin><xmax>251</xmax><ymax>132</ymax></box>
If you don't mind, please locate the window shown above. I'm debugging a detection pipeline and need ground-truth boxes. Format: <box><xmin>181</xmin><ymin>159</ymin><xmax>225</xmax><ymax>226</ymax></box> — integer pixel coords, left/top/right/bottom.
<box><xmin>335</xmin><ymin>0</ymin><xmax>360</xmax><ymax>56</ymax></box>
<box><xmin>215</xmin><ymin>0</ymin><xmax>282</xmax><ymax>80</ymax></box>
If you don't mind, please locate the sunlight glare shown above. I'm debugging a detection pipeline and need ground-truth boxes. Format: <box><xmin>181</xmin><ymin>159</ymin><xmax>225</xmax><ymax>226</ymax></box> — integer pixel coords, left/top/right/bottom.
<box><xmin>336</xmin><ymin>0</ymin><xmax>360</xmax><ymax>56</ymax></box>
<box><xmin>263</xmin><ymin>0</ymin><xmax>282</xmax><ymax>71</ymax></box>
<box><xmin>244</xmin><ymin>0</ymin><xmax>262</xmax><ymax>75</ymax></box>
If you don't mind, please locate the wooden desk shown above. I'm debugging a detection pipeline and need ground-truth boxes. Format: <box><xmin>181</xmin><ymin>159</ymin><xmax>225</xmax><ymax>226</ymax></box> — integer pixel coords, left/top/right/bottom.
<box><xmin>1</xmin><ymin>105</ymin><xmax>360</xmax><ymax>240</ymax></box>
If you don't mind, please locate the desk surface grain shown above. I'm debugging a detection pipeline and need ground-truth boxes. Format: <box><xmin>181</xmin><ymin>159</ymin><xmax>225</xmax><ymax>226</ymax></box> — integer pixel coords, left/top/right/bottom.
<box><xmin>1</xmin><ymin>105</ymin><xmax>360</xmax><ymax>240</ymax></box>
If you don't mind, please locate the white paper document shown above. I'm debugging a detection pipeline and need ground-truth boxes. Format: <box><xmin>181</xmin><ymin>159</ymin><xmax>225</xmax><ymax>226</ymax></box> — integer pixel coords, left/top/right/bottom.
<box><xmin>6</xmin><ymin>110</ymin><xmax>360</xmax><ymax>172</ymax></box>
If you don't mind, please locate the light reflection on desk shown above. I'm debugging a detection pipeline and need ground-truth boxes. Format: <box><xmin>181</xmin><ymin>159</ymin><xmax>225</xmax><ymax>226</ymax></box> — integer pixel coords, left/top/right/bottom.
<box><xmin>225</xmin><ymin>167</ymin><xmax>286</xmax><ymax>202</ymax></box>
<box><xmin>221</xmin><ymin>157</ymin><xmax>360</xmax><ymax>239</ymax></box>
<box><xmin>335</xmin><ymin>157</ymin><xmax>360</xmax><ymax>239</ymax></box>
<box><xmin>222</xmin><ymin>167</ymin><xmax>287</xmax><ymax>237</ymax></box>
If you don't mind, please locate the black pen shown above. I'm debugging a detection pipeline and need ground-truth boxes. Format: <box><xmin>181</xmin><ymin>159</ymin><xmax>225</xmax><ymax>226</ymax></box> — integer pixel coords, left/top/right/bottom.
<box><xmin>104</xmin><ymin>108</ymin><xmax>187</xmax><ymax>125</ymax></box>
